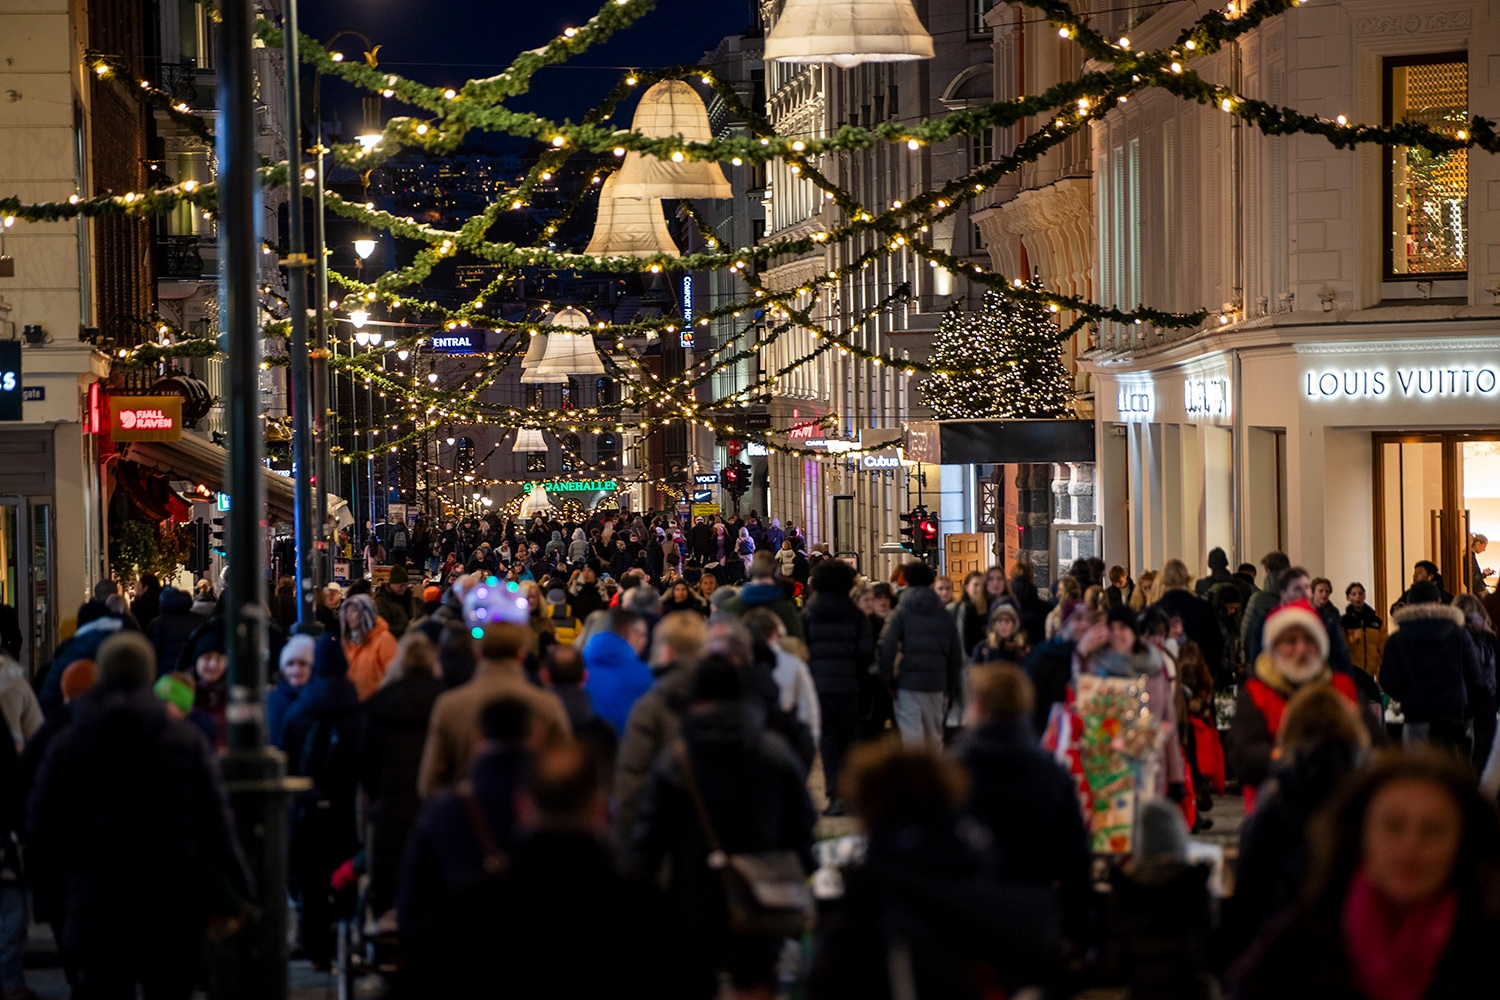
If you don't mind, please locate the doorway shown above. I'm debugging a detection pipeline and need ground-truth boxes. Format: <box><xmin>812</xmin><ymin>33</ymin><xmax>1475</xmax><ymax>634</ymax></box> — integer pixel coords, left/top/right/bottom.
<box><xmin>1373</xmin><ymin>434</ymin><xmax>1500</xmax><ymax>615</ymax></box>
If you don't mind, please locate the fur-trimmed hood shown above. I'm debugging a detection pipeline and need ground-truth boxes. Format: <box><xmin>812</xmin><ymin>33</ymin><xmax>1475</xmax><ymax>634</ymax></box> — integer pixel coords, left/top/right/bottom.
<box><xmin>1393</xmin><ymin>603</ymin><xmax>1465</xmax><ymax>628</ymax></box>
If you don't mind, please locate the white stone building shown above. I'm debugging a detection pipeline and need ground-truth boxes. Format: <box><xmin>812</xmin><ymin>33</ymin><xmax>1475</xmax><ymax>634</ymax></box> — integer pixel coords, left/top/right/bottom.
<box><xmin>1080</xmin><ymin>0</ymin><xmax>1500</xmax><ymax>612</ymax></box>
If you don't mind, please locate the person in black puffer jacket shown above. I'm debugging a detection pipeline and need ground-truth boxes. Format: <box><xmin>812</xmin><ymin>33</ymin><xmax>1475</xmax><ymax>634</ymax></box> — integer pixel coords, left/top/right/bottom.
<box><xmin>360</xmin><ymin>631</ymin><xmax>443</xmax><ymax>917</ymax></box>
<box><xmin>878</xmin><ymin>563</ymin><xmax>964</xmax><ymax>746</ymax></box>
<box><xmin>1380</xmin><ymin>582</ymin><xmax>1482</xmax><ymax>751</ymax></box>
<box><xmin>282</xmin><ymin>636</ymin><xmax>362</xmax><ymax>968</ymax></box>
<box><xmin>800</xmin><ymin>560</ymin><xmax>874</xmax><ymax>813</ymax></box>
<box><xmin>145</xmin><ymin>587</ymin><xmax>204</xmax><ymax>679</ymax></box>
<box><xmin>28</xmin><ymin>632</ymin><xmax>251</xmax><ymax>996</ymax></box>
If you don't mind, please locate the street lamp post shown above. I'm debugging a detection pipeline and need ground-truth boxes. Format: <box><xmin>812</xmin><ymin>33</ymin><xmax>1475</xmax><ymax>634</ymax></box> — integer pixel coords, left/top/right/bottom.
<box><xmin>311</xmin><ymin>28</ymin><xmax>378</xmax><ymax>584</ymax></box>
<box><xmin>213</xmin><ymin>0</ymin><xmax>291</xmax><ymax>996</ymax></box>
<box><xmin>282</xmin><ymin>0</ymin><xmax>316</xmax><ymax>630</ymax></box>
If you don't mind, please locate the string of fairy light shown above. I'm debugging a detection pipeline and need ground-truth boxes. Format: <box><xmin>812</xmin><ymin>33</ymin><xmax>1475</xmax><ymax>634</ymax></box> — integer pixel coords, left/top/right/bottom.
<box><xmin>2</xmin><ymin>0</ymin><xmax>1492</xmax><ymax>463</ymax></box>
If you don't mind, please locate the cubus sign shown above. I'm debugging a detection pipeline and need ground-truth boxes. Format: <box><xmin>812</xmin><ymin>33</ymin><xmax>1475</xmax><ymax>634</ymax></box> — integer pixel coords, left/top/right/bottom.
<box><xmin>110</xmin><ymin>395</ymin><xmax>183</xmax><ymax>442</ymax></box>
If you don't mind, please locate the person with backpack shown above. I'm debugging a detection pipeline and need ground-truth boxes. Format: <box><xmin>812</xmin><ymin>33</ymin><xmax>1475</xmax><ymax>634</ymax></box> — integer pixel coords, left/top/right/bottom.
<box><xmin>281</xmin><ymin>635</ymin><xmax>362</xmax><ymax>970</ymax></box>
<box><xmin>388</xmin><ymin>519</ymin><xmax>409</xmax><ymax>569</ymax></box>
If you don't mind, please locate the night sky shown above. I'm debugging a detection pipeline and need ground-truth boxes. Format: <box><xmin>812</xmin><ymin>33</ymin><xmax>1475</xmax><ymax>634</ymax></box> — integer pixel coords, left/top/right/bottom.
<box><xmin>302</xmin><ymin>0</ymin><xmax>755</xmax><ymax>144</ymax></box>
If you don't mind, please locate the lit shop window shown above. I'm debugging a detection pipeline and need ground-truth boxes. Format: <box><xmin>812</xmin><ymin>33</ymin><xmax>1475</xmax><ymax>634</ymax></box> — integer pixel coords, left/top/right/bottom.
<box><xmin>1386</xmin><ymin>55</ymin><xmax>1468</xmax><ymax>277</ymax></box>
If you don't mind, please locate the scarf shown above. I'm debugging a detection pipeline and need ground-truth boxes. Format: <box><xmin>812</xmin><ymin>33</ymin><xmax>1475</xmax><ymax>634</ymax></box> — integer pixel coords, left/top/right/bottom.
<box><xmin>1342</xmin><ymin>867</ymin><xmax>1457</xmax><ymax>1000</ymax></box>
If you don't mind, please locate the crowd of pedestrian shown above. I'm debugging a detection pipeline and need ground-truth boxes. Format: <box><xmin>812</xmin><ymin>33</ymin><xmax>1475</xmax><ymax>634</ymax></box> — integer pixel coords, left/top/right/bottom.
<box><xmin>5</xmin><ymin>513</ymin><xmax>1500</xmax><ymax>999</ymax></box>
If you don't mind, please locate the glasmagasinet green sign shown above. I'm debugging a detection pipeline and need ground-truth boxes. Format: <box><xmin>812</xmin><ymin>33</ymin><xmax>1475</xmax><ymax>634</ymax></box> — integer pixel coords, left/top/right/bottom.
<box><xmin>521</xmin><ymin>479</ymin><xmax>618</xmax><ymax>493</ymax></box>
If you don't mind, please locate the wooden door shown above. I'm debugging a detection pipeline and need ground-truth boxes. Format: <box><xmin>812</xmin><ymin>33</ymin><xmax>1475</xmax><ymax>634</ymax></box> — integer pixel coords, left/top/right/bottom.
<box><xmin>945</xmin><ymin>532</ymin><xmax>990</xmax><ymax>591</ymax></box>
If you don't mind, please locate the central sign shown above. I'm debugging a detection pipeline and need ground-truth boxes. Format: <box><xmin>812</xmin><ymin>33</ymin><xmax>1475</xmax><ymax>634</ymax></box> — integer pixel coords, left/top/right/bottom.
<box><xmin>428</xmin><ymin>330</ymin><xmax>485</xmax><ymax>354</ymax></box>
<box><xmin>110</xmin><ymin>394</ymin><xmax>183</xmax><ymax>441</ymax></box>
<box><xmin>520</xmin><ymin>478</ymin><xmax>618</xmax><ymax>493</ymax></box>
<box><xmin>693</xmin><ymin>473</ymin><xmax>719</xmax><ymax>485</ymax></box>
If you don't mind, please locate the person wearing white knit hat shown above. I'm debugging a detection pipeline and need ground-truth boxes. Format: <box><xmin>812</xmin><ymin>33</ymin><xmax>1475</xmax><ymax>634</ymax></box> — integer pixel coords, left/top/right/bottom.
<box><xmin>1227</xmin><ymin>598</ymin><xmax>1361</xmax><ymax>809</ymax></box>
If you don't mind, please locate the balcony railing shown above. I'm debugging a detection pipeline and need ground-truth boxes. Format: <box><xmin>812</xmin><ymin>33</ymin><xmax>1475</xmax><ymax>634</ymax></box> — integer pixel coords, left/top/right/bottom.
<box><xmin>155</xmin><ymin>235</ymin><xmax>211</xmax><ymax>280</ymax></box>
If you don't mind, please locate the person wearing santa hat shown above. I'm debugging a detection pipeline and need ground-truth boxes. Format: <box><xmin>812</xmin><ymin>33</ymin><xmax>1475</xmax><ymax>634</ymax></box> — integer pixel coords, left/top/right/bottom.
<box><xmin>1227</xmin><ymin>599</ymin><xmax>1362</xmax><ymax>810</ymax></box>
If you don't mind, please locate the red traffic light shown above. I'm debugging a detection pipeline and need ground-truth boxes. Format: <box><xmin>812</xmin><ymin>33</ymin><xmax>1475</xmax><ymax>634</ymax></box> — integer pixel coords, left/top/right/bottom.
<box><xmin>918</xmin><ymin>517</ymin><xmax>939</xmax><ymax>544</ymax></box>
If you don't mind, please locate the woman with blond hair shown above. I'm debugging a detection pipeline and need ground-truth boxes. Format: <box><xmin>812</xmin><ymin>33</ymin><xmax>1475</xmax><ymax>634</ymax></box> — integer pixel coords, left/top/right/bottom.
<box><xmin>1129</xmin><ymin>569</ymin><xmax>1158</xmax><ymax>612</ymax></box>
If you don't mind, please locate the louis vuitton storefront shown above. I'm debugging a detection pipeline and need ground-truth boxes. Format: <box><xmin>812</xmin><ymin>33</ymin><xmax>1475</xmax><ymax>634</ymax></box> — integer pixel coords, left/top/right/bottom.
<box><xmin>1088</xmin><ymin>325</ymin><xmax>1500</xmax><ymax>610</ymax></box>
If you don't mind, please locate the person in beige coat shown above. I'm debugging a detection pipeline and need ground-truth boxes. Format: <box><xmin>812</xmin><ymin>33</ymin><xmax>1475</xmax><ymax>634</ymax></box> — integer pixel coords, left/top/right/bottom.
<box><xmin>416</xmin><ymin>623</ymin><xmax>570</xmax><ymax>798</ymax></box>
<box><xmin>0</xmin><ymin>655</ymin><xmax>42</xmax><ymax>748</ymax></box>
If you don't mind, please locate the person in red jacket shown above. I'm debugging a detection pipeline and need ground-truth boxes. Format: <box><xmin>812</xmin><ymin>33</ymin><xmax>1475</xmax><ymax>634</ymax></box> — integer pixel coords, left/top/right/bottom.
<box><xmin>1226</xmin><ymin>599</ymin><xmax>1360</xmax><ymax>811</ymax></box>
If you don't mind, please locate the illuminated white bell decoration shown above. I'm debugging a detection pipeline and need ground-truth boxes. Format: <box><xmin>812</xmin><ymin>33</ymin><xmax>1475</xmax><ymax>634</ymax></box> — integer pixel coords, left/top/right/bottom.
<box><xmin>530</xmin><ymin>307</ymin><xmax>606</xmax><ymax>379</ymax></box>
<box><xmin>520</xmin><ymin>330</ymin><xmax>549</xmax><ymax>374</ymax></box>
<box><xmin>585</xmin><ymin>174</ymin><xmax>680</xmax><ymax>258</ymax></box>
<box><xmin>512</xmin><ymin>427</ymin><xmax>548</xmax><ymax>453</ymax></box>
<box><xmin>609</xmin><ymin>81</ymin><xmax>731</xmax><ymax>200</ymax></box>
<box><xmin>764</xmin><ymin>0</ymin><xmax>934</xmax><ymax>68</ymax></box>
<box><xmin>519</xmin><ymin>484</ymin><xmax>554</xmax><ymax>519</ymax></box>
<box><xmin>520</xmin><ymin>308</ymin><xmax>589</xmax><ymax>383</ymax></box>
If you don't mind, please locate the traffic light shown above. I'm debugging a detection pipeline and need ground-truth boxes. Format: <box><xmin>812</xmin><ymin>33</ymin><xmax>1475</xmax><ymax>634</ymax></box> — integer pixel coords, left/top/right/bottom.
<box><xmin>187</xmin><ymin>519</ymin><xmax>211</xmax><ymax>573</ymax></box>
<box><xmin>211</xmin><ymin>516</ymin><xmax>227</xmax><ymax>557</ymax></box>
<box><xmin>721</xmin><ymin>462</ymin><xmax>751</xmax><ymax>498</ymax></box>
<box><xmin>917</xmin><ymin>510</ymin><xmax>940</xmax><ymax>555</ymax></box>
<box><xmin>898</xmin><ymin>509</ymin><xmax>920</xmax><ymax>552</ymax></box>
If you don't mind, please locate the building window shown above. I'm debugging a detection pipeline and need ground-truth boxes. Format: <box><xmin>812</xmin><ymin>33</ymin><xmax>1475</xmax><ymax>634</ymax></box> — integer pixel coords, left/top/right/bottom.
<box><xmin>598</xmin><ymin>433</ymin><xmax>619</xmax><ymax>471</ymax></box>
<box><xmin>595</xmin><ymin>376</ymin><xmax>615</xmax><ymax>405</ymax></box>
<box><xmin>972</xmin><ymin>0</ymin><xmax>993</xmax><ymax>33</ymax></box>
<box><xmin>525</xmin><ymin>385</ymin><xmax>543</xmax><ymax>409</ymax></box>
<box><xmin>1385</xmin><ymin>53</ymin><xmax>1468</xmax><ymax>278</ymax></box>
<box><xmin>560</xmin><ymin>433</ymin><xmax>582</xmax><ymax>473</ymax></box>
<box><xmin>972</xmin><ymin>222</ymin><xmax>987</xmax><ymax>254</ymax></box>
<box><xmin>527</xmin><ymin>451</ymin><xmax>547</xmax><ymax>473</ymax></box>
<box><xmin>971</xmin><ymin>129</ymin><xmax>994</xmax><ymax>169</ymax></box>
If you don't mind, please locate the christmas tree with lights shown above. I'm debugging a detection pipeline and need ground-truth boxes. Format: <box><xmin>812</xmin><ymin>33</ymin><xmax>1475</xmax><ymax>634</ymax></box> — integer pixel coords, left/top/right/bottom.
<box><xmin>920</xmin><ymin>278</ymin><xmax>1074</xmax><ymax>419</ymax></box>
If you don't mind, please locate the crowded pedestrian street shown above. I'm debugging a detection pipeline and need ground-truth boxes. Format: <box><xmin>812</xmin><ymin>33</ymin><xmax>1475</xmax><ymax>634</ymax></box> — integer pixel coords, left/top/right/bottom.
<box><xmin>1</xmin><ymin>0</ymin><xmax>1499</xmax><ymax>996</ymax></box>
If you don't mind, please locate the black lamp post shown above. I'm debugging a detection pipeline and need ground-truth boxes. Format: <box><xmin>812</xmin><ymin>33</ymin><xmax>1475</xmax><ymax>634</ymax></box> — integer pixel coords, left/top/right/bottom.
<box><xmin>211</xmin><ymin>0</ymin><xmax>295</xmax><ymax>995</ymax></box>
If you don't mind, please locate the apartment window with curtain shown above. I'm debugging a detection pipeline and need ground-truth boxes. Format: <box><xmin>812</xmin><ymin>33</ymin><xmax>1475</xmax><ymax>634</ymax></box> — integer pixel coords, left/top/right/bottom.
<box><xmin>1385</xmin><ymin>53</ymin><xmax>1468</xmax><ymax>278</ymax></box>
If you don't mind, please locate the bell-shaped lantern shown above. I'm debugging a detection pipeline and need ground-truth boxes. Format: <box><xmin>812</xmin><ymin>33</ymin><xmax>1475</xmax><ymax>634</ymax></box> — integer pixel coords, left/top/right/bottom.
<box><xmin>519</xmin><ymin>484</ymin><xmax>553</xmax><ymax>519</ymax></box>
<box><xmin>585</xmin><ymin>175</ymin><xmax>680</xmax><ymax>258</ymax></box>
<box><xmin>512</xmin><ymin>427</ymin><xmax>548</xmax><ymax>453</ymax></box>
<box><xmin>530</xmin><ymin>306</ymin><xmax>606</xmax><ymax>380</ymax></box>
<box><xmin>520</xmin><ymin>329</ymin><xmax>549</xmax><ymax>372</ymax></box>
<box><xmin>521</xmin><ymin>308</ymin><xmax>593</xmax><ymax>383</ymax></box>
<box><xmin>764</xmin><ymin>0</ymin><xmax>934</xmax><ymax>68</ymax></box>
<box><xmin>610</xmin><ymin>81</ymin><xmax>731</xmax><ymax>200</ymax></box>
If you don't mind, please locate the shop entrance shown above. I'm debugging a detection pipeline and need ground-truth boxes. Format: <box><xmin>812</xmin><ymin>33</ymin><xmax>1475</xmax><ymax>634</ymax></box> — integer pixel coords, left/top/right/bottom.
<box><xmin>1373</xmin><ymin>434</ymin><xmax>1500</xmax><ymax>615</ymax></box>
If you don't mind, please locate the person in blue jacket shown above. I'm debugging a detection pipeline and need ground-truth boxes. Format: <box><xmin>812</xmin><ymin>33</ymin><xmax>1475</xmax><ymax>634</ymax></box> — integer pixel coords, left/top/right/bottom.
<box><xmin>581</xmin><ymin>609</ymin><xmax>653</xmax><ymax>734</ymax></box>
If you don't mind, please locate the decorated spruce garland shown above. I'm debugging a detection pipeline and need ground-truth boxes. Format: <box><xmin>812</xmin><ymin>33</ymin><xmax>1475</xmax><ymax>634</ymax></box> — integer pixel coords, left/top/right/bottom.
<box><xmin>1</xmin><ymin>0</ymin><xmax>1492</xmax><ymax>460</ymax></box>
